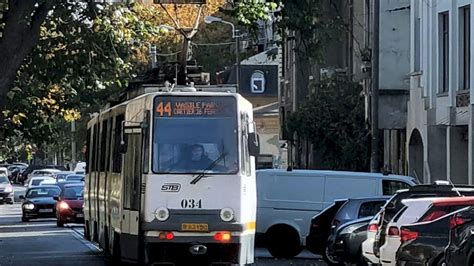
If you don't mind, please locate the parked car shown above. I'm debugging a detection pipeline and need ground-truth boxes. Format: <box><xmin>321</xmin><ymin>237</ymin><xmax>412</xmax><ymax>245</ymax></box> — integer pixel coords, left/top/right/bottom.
<box><xmin>64</xmin><ymin>174</ymin><xmax>84</xmax><ymax>183</ymax></box>
<box><xmin>330</xmin><ymin>197</ymin><xmax>389</xmax><ymax>233</ymax></box>
<box><xmin>256</xmin><ymin>169</ymin><xmax>416</xmax><ymax>258</ymax></box>
<box><xmin>396</xmin><ymin>197</ymin><xmax>474</xmax><ymax>266</ymax></box>
<box><xmin>20</xmin><ymin>165</ymin><xmax>67</xmax><ymax>184</ymax></box>
<box><xmin>363</xmin><ymin>182</ymin><xmax>474</xmax><ymax>265</ymax></box>
<box><xmin>306</xmin><ymin>199</ymin><xmax>348</xmax><ymax>255</ymax></box>
<box><xmin>444</xmin><ymin>206</ymin><xmax>474</xmax><ymax>266</ymax></box>
<box><xmin>20</xmin><ymin>185</ymin><xmax>61</xmax><ymax>222</ymax></box>
<box><xmin>54</xmin><ymin>183</ymin><xmax>84</xmax><ymax>227</ymax></box>
<box><xmin>40</xmin><ymin>179</ymin><xmax>57</xmax><ymax>186</ymax></box>
<box><xmin>326</xmin><ymin>216</ymin><xmax>374</xmax><ymax>266</ymax></box>
<box><xmin>379</xmin><ymin>197</ymin><xmax>460</xmax><ymax>265</ymax></box>
<box><xmin>55</xmin><ymin>171</ymin><xmax>74</xmax><ymax>182</ymax></box>
<box><xmin>27</xmin><ymin>176</ymin><xmax>55</xmax><ymax>188</ymax></box>
<box><xmin>0</xmin><ymin>167</ymin><xmax>9</xmax><ymax>177</ymax></box>
<box><xmin>0</xmin><ymin>175</ymin><xmax>14</xmax><ymax>204</ymax></box>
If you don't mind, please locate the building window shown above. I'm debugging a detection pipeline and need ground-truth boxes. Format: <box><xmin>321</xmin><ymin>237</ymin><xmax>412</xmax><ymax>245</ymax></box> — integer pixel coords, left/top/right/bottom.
<box><xmin>439</xmin><ymin>12</ymin><xmax>450</xmax><ymax>93</ymax></box>
<box><xmin>460</xmin><ymin>6</ymin><xmax>470</xmax><ymax>91</ymax></box>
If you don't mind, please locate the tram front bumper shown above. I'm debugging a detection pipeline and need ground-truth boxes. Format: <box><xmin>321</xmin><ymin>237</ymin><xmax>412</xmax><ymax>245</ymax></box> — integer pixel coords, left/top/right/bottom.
<box><xmin>144</xmin><ymin>231</ymin><xmax>254</xmax><ymax>264</ymax></box>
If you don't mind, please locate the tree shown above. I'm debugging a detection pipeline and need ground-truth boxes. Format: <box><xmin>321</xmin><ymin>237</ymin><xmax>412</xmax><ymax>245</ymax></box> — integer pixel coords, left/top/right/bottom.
<box><xmin>287</xmin><ymin>77</ymin><xmax>370</xmax><ymax>171</ymax></box>
<box><xmin>0</xmin><ymin>0</ymin><xmax>56</xmax><ymax>126</ymax></box>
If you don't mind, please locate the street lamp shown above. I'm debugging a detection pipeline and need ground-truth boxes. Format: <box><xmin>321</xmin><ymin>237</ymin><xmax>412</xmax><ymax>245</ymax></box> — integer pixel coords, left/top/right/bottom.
<box><xmin>204</xmin><ymin>16</ymin><xmax>241</xmax><ymax>93</ymax></box>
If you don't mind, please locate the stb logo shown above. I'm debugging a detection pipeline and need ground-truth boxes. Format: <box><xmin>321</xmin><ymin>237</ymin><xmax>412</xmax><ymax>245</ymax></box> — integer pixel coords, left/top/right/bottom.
<box><xmin>251</xmin><ymin>70</ymin><xmax>265</xmax><ymax>94</ymax></box>
<box><xmin>161</xmin><ymin>183</ymin><xmax>181</xmax><ymax>192</ymax></box>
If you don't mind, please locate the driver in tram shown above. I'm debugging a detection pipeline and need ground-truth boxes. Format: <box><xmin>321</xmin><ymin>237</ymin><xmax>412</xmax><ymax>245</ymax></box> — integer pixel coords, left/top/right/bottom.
<box><xmin>176</xmin><ymin>144</ymin><xmax>213</xmax><ymax>171</ymax></box>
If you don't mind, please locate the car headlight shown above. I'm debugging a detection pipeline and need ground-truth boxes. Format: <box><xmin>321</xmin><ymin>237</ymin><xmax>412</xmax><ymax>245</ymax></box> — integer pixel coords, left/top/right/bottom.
<box><xmin>4</xmin><ymin>185</ymin><xmax>12</xmax><ymax>193</ymax></box>
<box><xmin>220</xmin><ymin>208</ymin><xmax>235</xmax><ymax>222</ymax></box>
<box><xmin>340</xmin><ymin>224</ymin><xmax>361</xmax><ymax>235</ymax></box>
<box><xmin>155</xmin><ymin>207</ymin><xmax>170</xmax><ymax>221</ymax></box>
<box><xmin>23</xmin><ymin>203</ymin><xmax>35</xmax><ymax>210</ymax></box>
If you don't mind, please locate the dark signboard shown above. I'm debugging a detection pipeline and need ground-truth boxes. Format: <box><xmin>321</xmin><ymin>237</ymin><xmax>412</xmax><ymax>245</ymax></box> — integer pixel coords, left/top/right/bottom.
<box><xmin>223</xmin><ymin>65</ymin><xmax>278</xmax><ymax>97</ymax></box>
<box><xmin>154</xmin><ymin>96</ymin><xmax>236</xmax><ymax>118</ymax></box>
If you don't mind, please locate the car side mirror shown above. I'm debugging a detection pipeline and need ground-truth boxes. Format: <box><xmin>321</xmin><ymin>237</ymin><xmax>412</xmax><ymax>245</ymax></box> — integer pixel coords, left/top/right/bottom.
<box><xmin>53</xmin><ymin>196</ymin><xmax>59</xmax><ymax>201</ymax></box>
<box><xmin>19</xmin><ymin>195</ymin><xmax>24</xmax><ymax>200</ymax></box>
<box><xmin>248</xmin><ymin>132</ymin><xmax>260</xmax><ymax>157</ymax></box>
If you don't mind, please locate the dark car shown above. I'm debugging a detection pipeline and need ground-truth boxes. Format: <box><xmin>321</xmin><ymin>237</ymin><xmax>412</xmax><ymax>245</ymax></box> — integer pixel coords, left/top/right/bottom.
<box><xmin>20</xmin><ymin>165</ymin><xmax>67</xmax><ymax>184</ymax></box>
<box><xmin>396</xmin><ymin>197</ymin><xmax>474</xmax><ymax>266</ymax></box>
<box><xmin>20</xmin><ymin>185</ymin><xmax>61</xmax><ymax>222</ymax></box>
<box><xmin>444</xmin><ymin>206</ymin><xmax>474</xmax><ymax>266</ymax></box>
<box><xmin>0</xmin><ymin>175</ymin><xmax>14</xmax><ymax>204</ymax></box>
<box><xmin>326</xmin><ymin>216</ymin><xmax>373</xmax><ymax>266</ymax></box>
<box><xmin>306</xmin><ymin>199</ymin><xmax>348</xmax><ymax>255</ymax></box>
<box><xmin>372</xmin><ymin>183</ymin><xmax>474</xmax><ymax>260</ymax></box>
<box><xmin>55</xmin><ymin>183</ymin><xmax>84</xmax><ymax>227</ymax></box>
<box><xmin>318</xmin><ymin>197</ymin><xmax>388</xmax><ymax>265</ymax></box>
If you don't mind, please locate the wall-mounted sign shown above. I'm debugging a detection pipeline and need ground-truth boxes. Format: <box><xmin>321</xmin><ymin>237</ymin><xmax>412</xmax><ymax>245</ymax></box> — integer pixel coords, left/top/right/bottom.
<box><xmin>251</xmin><ymin>71</ymin><xmax>266</xmax><ymax>94</ymax></box>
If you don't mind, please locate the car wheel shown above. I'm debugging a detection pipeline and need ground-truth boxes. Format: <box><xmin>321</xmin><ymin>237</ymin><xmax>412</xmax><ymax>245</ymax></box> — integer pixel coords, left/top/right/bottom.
<box><xmin>21</xmin><ymin>217</ymin><xmax>29</xmax><ymax>222</ymax></box>
<box><xmin>266</xmin><ymin>225</ymin><xmax>302</xmax><ymax>259</ymax></box>
<box><xmin>57</xmin><ymin>221</ymin><xmax>64</xmax><ymax>227</ymax></box>
<box><xmin>323</xmin><ymin>246</ymin><xmax>343</xmax><ymax>266</ymax></box>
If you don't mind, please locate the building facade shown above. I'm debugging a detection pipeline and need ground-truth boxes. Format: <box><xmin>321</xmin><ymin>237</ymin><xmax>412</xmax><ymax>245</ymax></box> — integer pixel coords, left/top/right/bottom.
<box><xmin>282</xmin><ymin>0</ymin><xmax>410</xmax><ymax>174</ymax></box>
<box><xmin>408</xmin><ymin>0</ymin><xmax>472</xmax><ymax>184</ymax></box>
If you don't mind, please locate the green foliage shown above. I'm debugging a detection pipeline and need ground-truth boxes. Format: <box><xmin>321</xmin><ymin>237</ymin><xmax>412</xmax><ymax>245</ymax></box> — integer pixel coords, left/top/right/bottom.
<box><xmin>287</xmin><ymin>77</ymin><xmax>370</xmax><ymax>171</ymax></box>
<box><xmin>3</xmin><ymin>2</ymin><xmax>161</xmax><ymax>144</ymax></box>
<box><xmin>280</xmin><ymin>0</ymin><xmax>344</xmax><ymax>61</ymax></box>
<box><xmin>227</xmin><ymin>0</ymin><xmax>278</xmax><ymax>26</ymax></box>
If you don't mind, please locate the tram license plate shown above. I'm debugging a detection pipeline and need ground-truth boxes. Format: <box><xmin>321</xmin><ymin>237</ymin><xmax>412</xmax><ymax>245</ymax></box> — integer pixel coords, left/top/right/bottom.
<box><xmin>181</xmin><ymin>223</ymin><xmax>208</xmax><ymax>232</ymax></box>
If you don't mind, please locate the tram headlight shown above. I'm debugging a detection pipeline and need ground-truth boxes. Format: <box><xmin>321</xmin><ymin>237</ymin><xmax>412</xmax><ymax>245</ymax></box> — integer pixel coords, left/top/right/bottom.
<box><xmin>220</xmin><ymin>208</ymin><xmax>234</xmax><ymax>222</ymax></box>
<box><xmin>155</xmin><ymin>207</ymin><xmax>170</xmax><ymax>221</ymax></box>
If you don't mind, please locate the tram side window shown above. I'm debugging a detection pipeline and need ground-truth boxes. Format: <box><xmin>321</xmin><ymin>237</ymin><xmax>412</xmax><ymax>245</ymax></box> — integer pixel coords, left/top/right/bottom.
<box><xmin>86</xmin><ymin>129</ymin><xmax>91</xmax><ymax>174</ymax></box>
<box><xmin>100</xmin><ymin>120</ymin><xmax>108</xmax><ymax>171</ymax></box>
<box><xmin>240</xmin><ymin>113</ymin><xmax>251</xmax><ymax>176</ymax></box>
<box><xmin>113</xmin><ymin>115</ymin><xmax>124</xmax><ymax>173</ymax></box>
<box><xmin>92</xmin><ymin>123</ymin><xmax>99</xmax><ymax>172</ymax></box>
<box><xmin>106</xmin><ymin>119</ymin><xmax>112</xmax><ymax>172</ymax></box>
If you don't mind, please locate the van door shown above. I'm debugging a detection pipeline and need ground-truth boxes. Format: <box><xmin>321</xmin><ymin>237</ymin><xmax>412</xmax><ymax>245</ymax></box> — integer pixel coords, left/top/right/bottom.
<box><xmin>324</xmin><ymin>176</ymin><xmax>378</xmax><ymax>204</ymax></box>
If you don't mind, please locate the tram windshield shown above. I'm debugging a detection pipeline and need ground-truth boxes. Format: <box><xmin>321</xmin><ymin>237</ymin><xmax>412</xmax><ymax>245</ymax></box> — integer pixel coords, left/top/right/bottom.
<box><xmin>152</xmin><ymin>96</ymin><xmax>239</xmax><ymax>174</ymax></box>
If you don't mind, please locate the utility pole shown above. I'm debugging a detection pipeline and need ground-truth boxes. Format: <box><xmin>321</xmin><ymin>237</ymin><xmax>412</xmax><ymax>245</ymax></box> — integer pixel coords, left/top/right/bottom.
<box><xmin>370</xmin><ymin>0</ymin><xmax>380</xmax><ymax>172</ymax></box>
<box><xmin>71</xmin><ymin>120</ymin><xmax>76</xmax><ymax>170</ymax></box>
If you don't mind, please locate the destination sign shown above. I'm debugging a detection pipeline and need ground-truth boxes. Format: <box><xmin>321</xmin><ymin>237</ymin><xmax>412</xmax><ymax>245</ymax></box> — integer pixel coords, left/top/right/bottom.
<box><xmin>154</xmin><ymin>96</ymin><xmax>235</xmax><ymax>117</ymax></box>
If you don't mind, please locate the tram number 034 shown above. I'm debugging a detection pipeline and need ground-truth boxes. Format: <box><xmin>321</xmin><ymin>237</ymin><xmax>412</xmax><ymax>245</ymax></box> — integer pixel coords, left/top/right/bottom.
<box><xmin>181</xmin><ymin>199</ymin><xmax>203</xmax><ymax>209</ymax></box>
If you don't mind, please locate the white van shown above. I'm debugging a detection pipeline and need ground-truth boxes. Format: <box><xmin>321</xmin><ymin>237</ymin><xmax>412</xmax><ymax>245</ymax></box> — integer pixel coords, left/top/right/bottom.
<box><xmin>256</xmin><ymin>169</ymin><xmax>418</xmax><ymax>259</ymax></box>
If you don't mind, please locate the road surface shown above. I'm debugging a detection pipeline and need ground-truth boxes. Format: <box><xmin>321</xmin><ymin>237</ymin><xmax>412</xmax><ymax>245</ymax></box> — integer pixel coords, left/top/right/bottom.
<box><xmin>0</xmin><ymin>203</ymin><xmax>324</xmax><ymax>265</ymax></box>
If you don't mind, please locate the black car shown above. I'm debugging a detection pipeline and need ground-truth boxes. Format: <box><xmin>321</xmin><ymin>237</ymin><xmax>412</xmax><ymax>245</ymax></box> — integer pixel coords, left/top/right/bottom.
<box><xmin>373</xmin><ymin>183</ymin><xmax>474</xmax><ymax>259</ymax></box>
<box><xmin>326</xmin><ymin>216</ymin><xmax>373</xmax><ymax>266</ymax></box>
<box><xmin>396</xmin><ymin>204</ymin><xmax>473</xmax><ymax>266</ymax></box>
<box><xmin>306</xmin><ymin>199</ymin><xmax>348</xmax><ymax>255</ymax></box>
<box><xmin>20</xmin><ymin>185</ymin><xmax>61</xmax><ymax>222</ymax></box>
<box><xmin>19</xmin><ymin>165</ymin><xmax>67</xmax><ymax>184</ymax></box>
<box><xmin>443</xmin><ymin>206</ymin><xmax>474</xmax><ymax>266</ymax></box>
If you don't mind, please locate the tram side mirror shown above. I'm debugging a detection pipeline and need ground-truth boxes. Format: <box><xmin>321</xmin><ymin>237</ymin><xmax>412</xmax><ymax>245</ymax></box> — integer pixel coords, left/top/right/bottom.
<box><xmin>248</xmin><ymin>132</ymin><xmax>260</xmax><ymax>157</ymax></box>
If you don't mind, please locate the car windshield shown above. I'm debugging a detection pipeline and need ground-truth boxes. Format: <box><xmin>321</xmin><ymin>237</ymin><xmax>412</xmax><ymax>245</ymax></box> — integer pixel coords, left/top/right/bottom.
<box><xmin>0</xmin><ymin>176</ymin><xmax>9</xmax><ymax>184</ymax></box>
<box><xmin>31</xmin><ymin>179</ymin><xmax>46</xmax><ymax>186</ymax></box>
<box><xmin>62</xmin><ymin>186</ymin><xmax>84</xmax><ymax>200</ymax></box>
<box><xmin>26</xmin><ymin>187</ymin><xmax>60</xmax><ymax>198</ymax></box>
<box><xmin>66</xmin><ymin>175</ymin><xmax>83</xmax><ymax>181</ymax></box>
<box><xmin>152</xmin><ymin>96</ymin><xmax>239</xmax><ymax>174</ymax></box>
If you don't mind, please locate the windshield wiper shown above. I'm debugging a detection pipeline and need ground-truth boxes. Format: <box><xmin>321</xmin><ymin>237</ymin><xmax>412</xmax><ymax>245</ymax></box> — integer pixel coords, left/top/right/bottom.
<box><xmin>190</xmin><ymin>152</ymin><xmax>227</xmax><ymax>185</ymax></box>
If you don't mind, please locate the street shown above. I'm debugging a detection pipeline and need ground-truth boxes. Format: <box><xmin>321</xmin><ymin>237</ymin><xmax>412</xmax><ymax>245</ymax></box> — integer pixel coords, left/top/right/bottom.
<box><xmin>0</xmin><ymin>189</ymin><xmax>325</xmax><ymax>266</ymax></box>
